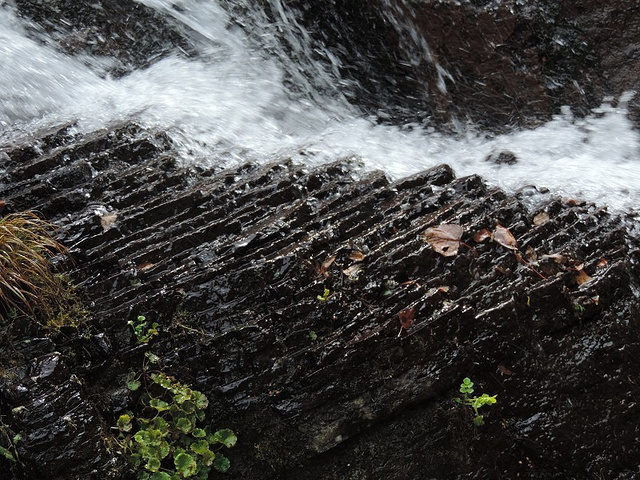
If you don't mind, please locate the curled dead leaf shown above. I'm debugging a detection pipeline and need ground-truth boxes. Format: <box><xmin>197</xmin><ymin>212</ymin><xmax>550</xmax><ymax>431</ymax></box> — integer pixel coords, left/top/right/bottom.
<box><xmin>424</xmin><ymin>224</ymin><xmax>463</xmax><ymax>257</ymax></box>
<box><xmin>473</xmin><ymin>228</ymin><xmax>492</xmax><ymax>243</ymax></box>
<box><xmin>575</xmin><ymin>269</ymin><xmax>592</xmax><ymax>285</ymax></box>
<box><xmin>493</xmin><ymin>225</ymin><xmax>518</xmax><ymax>250</ymax></box>
<box><xmin>343</xmin><ymin>264</ymin><xmax>363</xmax><ymax>279</ymax></box>
<box><xmin>348</xmin><ymin>251</ymin><xmax>366</xmax><ymax>261</ymax></box>
<box><xmin>397</xmin><ymin>307</ymin><xmax>416</xmax><ymax>336</ymax></box>
<box><xmin>318</xmin><ymin>255</ymin><xmax>336</xmax><ymax>277</ymax></box>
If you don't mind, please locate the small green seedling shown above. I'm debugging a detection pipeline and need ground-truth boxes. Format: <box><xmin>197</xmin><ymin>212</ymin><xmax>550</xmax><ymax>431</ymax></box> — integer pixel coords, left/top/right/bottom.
<box><xmin>129</xmin><ymin>315</ymin><xmax>159</xmax><ymax>343</ymax></box>
<box><xmin>455</xmin><ymin>377</ymin><xmax>497</xmax><ymax>426</ymax></box>
<box><xmin>317</xmin><ymin>288</ymin><xmax>331</xmax><ymax>302</ymax></box>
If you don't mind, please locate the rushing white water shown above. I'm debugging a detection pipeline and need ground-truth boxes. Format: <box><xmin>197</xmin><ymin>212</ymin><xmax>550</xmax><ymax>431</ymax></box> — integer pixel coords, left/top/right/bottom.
<box><xmin>1</xmin><ymin>0</ymin><xmax>639</xmax><ymax>213</ymax></box>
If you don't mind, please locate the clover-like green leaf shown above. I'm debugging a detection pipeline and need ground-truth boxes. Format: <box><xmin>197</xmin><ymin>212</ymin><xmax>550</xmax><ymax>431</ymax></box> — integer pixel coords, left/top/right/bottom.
<box><xmin>151</xmin><ymin>373</ymin><xmax>173</xmax><ymax>389</ymax></box>
<box><xmin>191</xmin><ymin>391</ymin><xmax>209</xmax><ymax>410</ymax></box>
<box><xmin>213</xmin><ymin>429</ymin><xmax>237</xmax><ymax>448</ymax></box>
<box><xmin>150</xmin><ymin>472</ymin><xmax>172</xmax><ymax>480</ymax></box>
<box><xmin>127</xmin><ymin>379</ymin><xmax>142</xmax><ymax>391</ymax></box>
<box><xmin>192</xmin><ymin>428</ymin><xmax>206</xmax><ymax>438</ymax></box>
<box><xmin>117</xmin><ymin>414</ymin><xmax>133</xmax><ymax>432</ymax></box>
<box><xmin>149</xmin><ymin>397</ymin><xmax>170</xmax><ymax>412</ymax></box>
<box><xmin>190</xmin><ymin>439</ymin><xmax>210</xmax><ymax>455</ymax></box>
<box><xmin>145</xmin><ymin>456</ymin><xmax>161</xmax><ymax>472</ymax></box>
<box><xmin>174</xmin><ymin>452</ymin><xmax>197</xmax><ymax>477</ymax></box>
<box><xmin>459</xmin><ymin>377</ymin><xmax>474</xmax><ymax>395</ymax></box>
<box><xmin>175</xmin><ymin>417</ymin><xmax>193</xmax><ymax>434</ymax></box>
<box><xmin>200</xmin><ymin>449</ymin><xmax>216</xmax><ymax>467</ymax></box>
<box><xmin>213</xmin><ymin>453</ymin><xmax>231</xmax><ymax>473</ymax></box>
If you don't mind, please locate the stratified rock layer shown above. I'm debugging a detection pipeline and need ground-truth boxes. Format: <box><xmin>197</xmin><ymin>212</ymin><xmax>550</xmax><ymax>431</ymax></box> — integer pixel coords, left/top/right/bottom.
<box><xmin>1</xmin><ymin>124</ymin><xmax>639</xmax><ymax>479</ymax></box>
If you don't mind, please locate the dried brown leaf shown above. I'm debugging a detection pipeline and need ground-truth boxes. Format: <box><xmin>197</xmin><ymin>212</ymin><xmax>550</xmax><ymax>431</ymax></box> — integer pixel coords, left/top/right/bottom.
<box><xmin>348</xmin><ymin>251</ymin><xmax>366</xmax><ymax>261</ymax></box>
<box><xmin>493</xmin><ymin>225</ymin><xmax>518</xmax><ymax>250</ymax></box>
<box><xmin>596</xmin><ymin>257</ymin><xmax>608</xmax><ymax>268</ymax></box>
<box><xmin>533</xmin><ymin>212</ymin><xmax>550</xmax><ymax>226</ymax></box>
<box><xmin>497</xmin><ymin>365</ymin><xmax>513</xmax><ymax>376</ymax></box>
<box><xmin>575</xmin><ymin>269</ymin><xmax>592</xmax><ymax>285</ymax></box>
<box><xmin>343</xmin><ymin>264</ymin><xmax>363</xmax><ymax>279</ymax></box>
<box><xmin>398</xmin><ymin>307</ymin><xmax>416</xmax><ymax>330</ymax></box>
<box><xmin>473</xmin><ymin>228</ymin><xmax>492</xmax><ymax>243</ymax></box>
<box><xmin>424</xmin><ymin>224</ymin><xmax>463</xmax><ymax>257</ymax></box>
<box><xmin>317</xmin><ymin>255</ymin><xmax>336</xmax><ymax>277</ymax></box>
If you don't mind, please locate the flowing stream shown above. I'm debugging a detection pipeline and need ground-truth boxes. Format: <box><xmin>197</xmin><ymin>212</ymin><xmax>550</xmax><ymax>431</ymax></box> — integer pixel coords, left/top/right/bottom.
<box><xmin>1</xmin><ymin>0</ymin><xmax>640</xmax><ymax>212</ymax></box>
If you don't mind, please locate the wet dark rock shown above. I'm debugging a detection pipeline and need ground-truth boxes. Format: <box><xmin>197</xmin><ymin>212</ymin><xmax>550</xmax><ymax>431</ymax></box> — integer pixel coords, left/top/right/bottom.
<box><xmin>245</xmin><ymin>0</ymin><xmax>638</xmax><ymax>129</ymax></box>
<box><xmin>1</xmin><ymin>124</ymin><xmax>640</xmax><ymax>478</ymax></box>
<box><xmin>10</xmin><ymin>0</ymin><xmax>195</xmax><ymax>76</ymax></box>
<box><xmin>485</xmin><ymin>150</ymin><xmax>518</xmax><ymax>165</ymax></box>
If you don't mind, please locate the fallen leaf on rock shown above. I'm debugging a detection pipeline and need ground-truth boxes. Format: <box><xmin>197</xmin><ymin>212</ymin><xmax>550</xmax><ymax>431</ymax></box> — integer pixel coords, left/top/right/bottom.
<box><xmin>317</xmin><ymin>255</ymin><xmax>336</xmax><ymax>277</ymax></box>
<box><xmin>100</xmin><ymin>213</ymin><xmax>118</xmax><ymax>231</ymax></box>
<box><xmin>575</xmin><ymin>269</ymin><xmax>592</xmax><ymax>285</ymax></box>
<box><xmin>541</xmin><ymin>253</ymin><xmax>567</xmax><ymax>264</ymax></box>
<box><xmin>348</xmin><ymin>251</ymin><xmax>366</xmax><ymax>261</ymax></box>
<box><xmin>533</xmin><ymin>212</ymin><xmax>550</xmax><ymax>226</ymax></box>
<box><xmin>424</xmin><ymin>224</ymin><xmax>463</xmax><ymax>257</ymax></box>
<box><xmin>493</xmin><ymin>225</ymin><xmax>518</xmax><ymax>250</ymax></box>
<box><xmin>343</xmin><ymin>264</ymin><xmax>363</xmax><ymax>279</ymax></box>
<box><xmin>473</xmin><ymin>228</ymin><xmax>492</xmax><ymax>243</ymax></box>
<box><xmin>397</xmin><ymin>307</ymin><xmax>416</xmax><ymax>336</ymax></box>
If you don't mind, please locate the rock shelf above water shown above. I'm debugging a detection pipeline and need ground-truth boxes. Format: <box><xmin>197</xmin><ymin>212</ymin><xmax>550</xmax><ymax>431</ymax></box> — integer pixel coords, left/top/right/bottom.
<box><xmin>0</xmin><ymin>123</ymin><xmax>639</xmax><ymax>479</ymax></box>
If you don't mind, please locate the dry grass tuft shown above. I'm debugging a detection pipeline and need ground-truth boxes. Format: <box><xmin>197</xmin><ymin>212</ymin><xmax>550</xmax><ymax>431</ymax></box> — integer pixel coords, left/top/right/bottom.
<box><xmin>0</xmin><ymin>212</ymin><xmax>75</xmax><ymax>322</ymax></box>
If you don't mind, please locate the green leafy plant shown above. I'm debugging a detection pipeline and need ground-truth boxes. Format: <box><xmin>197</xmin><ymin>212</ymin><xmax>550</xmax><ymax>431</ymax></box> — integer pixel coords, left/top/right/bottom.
<box><xmin>455</xmin><ymin>377</ymin><xmax>497</xmax><ymax>426</ymax></box>
<box><xmin>116</xmin><ymin>371</ymin><xmax>236</xmax><ymax>479</ymax></box>
<box><xmin>0</xmin><ymin>422</ymin><xmax>20</xmax><ymax>464</ymax></box>
<box><xmin>129</xmin><ymin>315</ymin><xmax>160</xmax><ymax>343</ymax></box>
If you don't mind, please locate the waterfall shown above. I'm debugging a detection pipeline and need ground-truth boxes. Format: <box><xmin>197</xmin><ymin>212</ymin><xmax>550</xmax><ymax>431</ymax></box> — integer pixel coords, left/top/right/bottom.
<box><xmin>1</xmin><ymin>0</ymin><xmax>639</xmax><ymax>212</ymax></box>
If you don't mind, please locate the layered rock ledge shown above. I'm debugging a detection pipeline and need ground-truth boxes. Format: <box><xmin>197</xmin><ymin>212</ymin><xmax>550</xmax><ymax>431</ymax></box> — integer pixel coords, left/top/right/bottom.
<box><xmin>1</xmin><ymin>123</ymin><xmax>639</xmax><ymax>479</ymax></box>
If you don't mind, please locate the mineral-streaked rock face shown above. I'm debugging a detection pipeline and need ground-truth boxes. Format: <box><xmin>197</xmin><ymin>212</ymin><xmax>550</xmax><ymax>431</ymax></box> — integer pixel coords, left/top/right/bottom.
<box><xmin>1</xmin><ymin>122</ymin><xmax>639</xmax><ymax>479</ymax></box>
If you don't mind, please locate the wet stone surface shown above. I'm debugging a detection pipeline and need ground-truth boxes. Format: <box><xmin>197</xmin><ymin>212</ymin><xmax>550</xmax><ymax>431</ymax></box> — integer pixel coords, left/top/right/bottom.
<box><xmin>1</xmin><ymin>123</ymin><xmax>639</xmax><ymax>478</ymax></box>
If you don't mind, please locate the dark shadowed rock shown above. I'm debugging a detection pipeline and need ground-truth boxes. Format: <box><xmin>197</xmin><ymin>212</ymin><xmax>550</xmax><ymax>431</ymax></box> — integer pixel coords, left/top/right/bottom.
<box><xmin>11</xmin><ymin>0</ymin><xmax>195</xmax><ymax>76</ymax></box>
<box><xmin>1</xmin><ymin>123</ymin><xmax>639</xmax><ymax>478</ymax></box>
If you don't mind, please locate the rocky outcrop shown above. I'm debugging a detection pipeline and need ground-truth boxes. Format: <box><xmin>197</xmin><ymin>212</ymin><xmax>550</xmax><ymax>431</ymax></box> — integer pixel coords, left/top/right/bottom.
<box><xmin>10</xmin><ymin>0</ymin><xmax>195</xmax><ymax>76</ymax></box>
<box><xmin>231</xmin><ymin>0</ymin><xmax>639</xmax><ymax>129</ymax></box>
<box><xmin>1</xmin><ymin>123</ymin><xmax>639</xmax><ymax>478</ymax></box>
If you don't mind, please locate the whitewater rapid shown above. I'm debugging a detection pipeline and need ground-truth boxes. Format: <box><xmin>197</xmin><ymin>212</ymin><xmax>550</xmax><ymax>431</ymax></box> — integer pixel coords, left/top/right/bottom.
<box><xmin>1</xmin><ymin>0</ymin><xmax>639</xmax><ymax>213</ymax></box>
